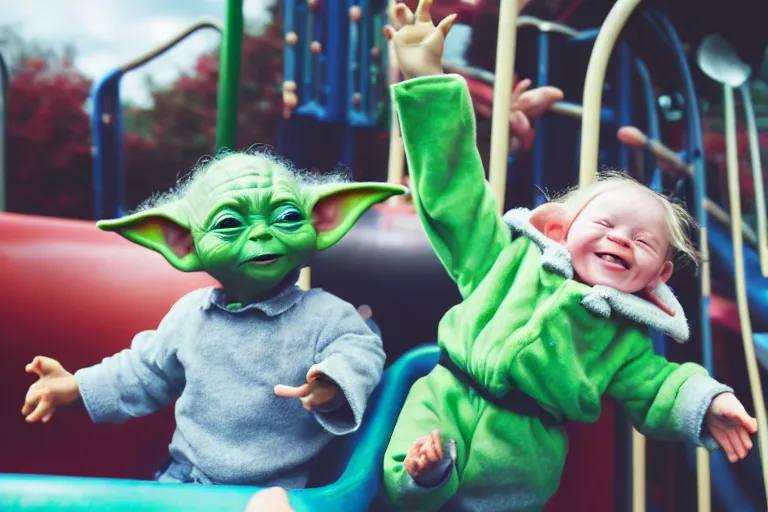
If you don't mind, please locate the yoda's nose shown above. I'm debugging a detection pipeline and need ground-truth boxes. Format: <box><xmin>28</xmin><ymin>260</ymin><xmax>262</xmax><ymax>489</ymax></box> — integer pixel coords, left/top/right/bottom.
<box><xmin>249</xmin><ymin>228</ymin><xmax>273</xmax><ymax>242</ymax></box>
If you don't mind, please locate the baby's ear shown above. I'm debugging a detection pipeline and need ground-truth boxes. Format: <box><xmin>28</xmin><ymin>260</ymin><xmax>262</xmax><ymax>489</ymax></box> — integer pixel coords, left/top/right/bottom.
<box><xmin>530</xmin><ymin>202</ymin><xmax>569</xmax><ymax>243</ymax></box>
<box><xmin>648</xmin><ymin>260</ymin><xmax>675</xmax><ymax>289</ymax></box>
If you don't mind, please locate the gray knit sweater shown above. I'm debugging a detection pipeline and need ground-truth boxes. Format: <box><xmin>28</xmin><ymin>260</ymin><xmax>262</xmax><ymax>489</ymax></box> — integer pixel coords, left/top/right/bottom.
<box><xmin>74</xmin><ymin>282</ymin><xmax>385</xmax><ymax>487</ymax></box>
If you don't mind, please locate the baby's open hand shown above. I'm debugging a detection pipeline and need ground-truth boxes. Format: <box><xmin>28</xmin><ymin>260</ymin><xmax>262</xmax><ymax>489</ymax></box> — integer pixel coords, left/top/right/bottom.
<box><xmin>507</xmin><ymin>79</ymin><xmax>564</xmax><ymax>152</ymax></box>
<box><xmin>274</xmin><ymin>368</ymin><xmax>340</xmax><ymax>411</ymax></box>
<box><xmin>706</xmin><ymin>392</ymin><xmax>758</xmax><ymax>462</ymax></box>
<box><xmin>404</xmin><ymin>429</ymin><xmax>445</xmax><ymax>478</ymax></box>
<box><xmin>21</xmin><ymin>356</ymin><xmax>80</xmax><ymax>423</ymax></box>
<box><xmin>383</xmin><ymin>0</ymin><xmax>457</xmax><ymax>80</ymax></box>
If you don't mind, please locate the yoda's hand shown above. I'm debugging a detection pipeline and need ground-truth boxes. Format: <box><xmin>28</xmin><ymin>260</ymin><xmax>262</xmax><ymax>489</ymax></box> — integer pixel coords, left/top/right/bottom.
<box><xmin>22</xmin><ymin>356</ymin><xmax>80</xmax><ymax>423</ymax></box>
<box><xmin>274</xmin><ymin>368</ymin><xmax>341</xmax><ymax>411</ymax></box>
<box><xmin>383</xmin><ymin>0</ymin><xmax>457</xmax><ymax>80</ymax></box>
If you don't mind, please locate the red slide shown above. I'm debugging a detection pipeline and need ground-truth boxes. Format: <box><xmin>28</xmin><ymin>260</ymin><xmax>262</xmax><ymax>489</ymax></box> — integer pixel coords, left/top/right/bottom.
<box><xmin>0</xmin><ymin>211</ymin><xmax>615</xmax><ymax>510</ymax></box>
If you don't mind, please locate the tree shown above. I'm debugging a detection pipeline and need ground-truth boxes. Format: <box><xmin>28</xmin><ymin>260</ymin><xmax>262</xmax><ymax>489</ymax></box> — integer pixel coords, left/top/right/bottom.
<box><xmin>5</xmin><ymin>46</ymin><xmax>94</xmax><ymax>219</ymax></box>
<box><xmin>2</xmin><ymin>1</ymin><xmax>286</xmax><ymax>220</ymax></box>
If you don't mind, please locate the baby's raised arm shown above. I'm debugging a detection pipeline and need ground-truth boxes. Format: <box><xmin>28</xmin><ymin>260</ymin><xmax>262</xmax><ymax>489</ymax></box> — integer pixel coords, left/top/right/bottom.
<box><xmin>385</xmin><ymin>0</ymin><xmax>512</xmax><ymax>298</ymax></box>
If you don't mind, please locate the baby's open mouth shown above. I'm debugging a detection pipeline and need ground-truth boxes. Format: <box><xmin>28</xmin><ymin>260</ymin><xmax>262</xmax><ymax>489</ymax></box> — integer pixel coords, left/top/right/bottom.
<box><xmin>246</xmin><ymin>254</ymin><xmax>283</xmax><ymax>265</ymax></box>
<box><xmin>596</xmin><ymin>253</ymin><xmax>630</xmax><ymax>269</ymax></box>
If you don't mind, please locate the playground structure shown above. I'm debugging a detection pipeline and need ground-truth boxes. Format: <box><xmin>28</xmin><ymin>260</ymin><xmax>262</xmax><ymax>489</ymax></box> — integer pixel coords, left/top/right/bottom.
<box><xmin>0</xmin><ymin>0</ymin><xmax>767</xmax><ymax>511</ymax></box>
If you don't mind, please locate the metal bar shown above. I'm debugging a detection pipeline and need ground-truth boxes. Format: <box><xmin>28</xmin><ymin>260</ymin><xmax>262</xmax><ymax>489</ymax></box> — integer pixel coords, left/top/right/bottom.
<box><xmin>0</xmin><ymin>52</ymin><xmax>8</xmax><ymax>212</ymax></box>
<box><xmin>532</xmin><ymin>31</ymin><xmax>549</xmax><ymax>206</ymax></box>
<box><xmin>90</xmin><ymin>70</ymin><xmax>122</xmax><ymax>220</ymax></box>
<box><xmin>617</xmin><ymin>42</ymin><xmax>631</xmax><ymax>170</ymax></box>
<box><xmin>216</xmin><ymin>0</ymin><xmax>244</xmax><ymax>150</ymax></box>
<box><xmin>119</xmin><ymin>20</ymin><xmax>223</xmax><ymax>73</ymax></box>
<box><xmin>740</xmin><ymin>84</ymin><xmax>768</xmax><ymax>277</ymax></box>
<box><xmin>488</xmin><ymin>0</ymin><xmax>520</xmax><ymax>212</ymax></box>
<box><xmin>89</xmin><ymin>20</ymin><xmax>224</xmax><ymax>219</ymax></box>
<box><xmin>577</xmin><ymin>0</ymin><xmax>642</xmax><ymax>186</ymax></box>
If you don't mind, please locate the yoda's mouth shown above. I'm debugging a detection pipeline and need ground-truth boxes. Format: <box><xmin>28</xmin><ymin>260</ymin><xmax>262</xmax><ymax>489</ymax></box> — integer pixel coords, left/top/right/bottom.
<box><xmin>245</xmin><ymin>254</ymin><xmax>283</xmax><ymax>265</ymax></box>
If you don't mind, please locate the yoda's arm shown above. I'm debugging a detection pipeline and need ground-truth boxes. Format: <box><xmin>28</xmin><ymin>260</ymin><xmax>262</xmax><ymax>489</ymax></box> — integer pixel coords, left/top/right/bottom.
<box><xmin>74</xmin><ymin>299</ymin><xmax>189</xmax><ymax>424</ymax></box>
<box><xmin>309</xmin><ymin>297</ymin><xmax>386</xmax><ymax>435</ymax></box>
<box><xmin>391</xmin><ymin>74</ymin><xmax>512</xmax><ymax>298</ymax></box>
<box><xmin>606</xmin><ymin>331</ymin><xmax>732</xmax><ymax>449</ymax></box>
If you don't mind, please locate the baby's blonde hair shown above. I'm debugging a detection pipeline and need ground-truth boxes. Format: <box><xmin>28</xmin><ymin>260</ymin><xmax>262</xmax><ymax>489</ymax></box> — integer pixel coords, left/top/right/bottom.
<box><xmin>550</xmin><ymin>170</ymin><xmax>699</xmax><ymax>267</ymax></box>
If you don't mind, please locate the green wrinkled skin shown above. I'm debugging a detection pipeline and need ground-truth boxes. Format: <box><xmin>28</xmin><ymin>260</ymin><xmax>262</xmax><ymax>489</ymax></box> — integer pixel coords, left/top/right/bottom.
<box><xmin>97</xmin><ymin>152</ymin><xmax>407</xmax><ymax>304</ymax></box>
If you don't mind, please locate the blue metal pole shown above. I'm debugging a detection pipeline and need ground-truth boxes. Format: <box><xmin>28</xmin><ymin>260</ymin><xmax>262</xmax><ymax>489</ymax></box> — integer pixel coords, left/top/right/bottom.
<box><xmin>89</xmin><ymin>70</ymin><xmax>123</xmax><ymax>220</ymax></box>
<box><xmin>532</xmin><ymin>30</ymin><xmax>549</xmax><ymax>206</ymax></box>
<box><xmin>647</xmin><ymin>10</ymin><xmax>712</xmax><ymax>374</ymax></box>
<box><xmin>617</xmin><ymin>42</ymin><xmax>631</xmax><ymax>171</ymax></box>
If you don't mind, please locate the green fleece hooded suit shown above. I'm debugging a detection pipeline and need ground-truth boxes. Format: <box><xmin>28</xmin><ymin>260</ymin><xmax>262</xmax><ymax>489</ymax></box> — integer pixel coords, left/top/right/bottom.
<box><xmin>382</xmin><ymin>74</ymin><xmax>732</xmax><ymax>511</ymax></box>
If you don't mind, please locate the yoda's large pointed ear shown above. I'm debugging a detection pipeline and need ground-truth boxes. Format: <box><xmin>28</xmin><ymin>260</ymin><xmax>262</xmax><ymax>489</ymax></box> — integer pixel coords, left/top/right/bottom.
<box><xmin>96</xmin><ymin>204</ymin><xmax>203</xmax><ymax>272</ymax></box>
<box><xmin>310</xmin><ymin>182</ymin><xmax>408</xmax><ymax>251</ymax></box>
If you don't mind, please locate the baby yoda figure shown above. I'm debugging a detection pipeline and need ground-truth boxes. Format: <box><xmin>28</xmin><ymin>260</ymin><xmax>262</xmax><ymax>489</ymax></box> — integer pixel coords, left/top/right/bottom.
<box><xmin>21</xmin><ymin>150</ymin><xmax>407</xmax><ymax>494</ymax></box>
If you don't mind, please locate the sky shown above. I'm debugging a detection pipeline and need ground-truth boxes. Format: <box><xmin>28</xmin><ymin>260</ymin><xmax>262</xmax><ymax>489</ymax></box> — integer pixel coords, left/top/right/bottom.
<box><xmin>2</xmin><ymin>0</ymin><xmax>272</xmax><ymax>107</ymax></box>
<box><xmin>2</xmin><ymin>0</ymin><xmax>471</xmax><ymax>108</ymax></box>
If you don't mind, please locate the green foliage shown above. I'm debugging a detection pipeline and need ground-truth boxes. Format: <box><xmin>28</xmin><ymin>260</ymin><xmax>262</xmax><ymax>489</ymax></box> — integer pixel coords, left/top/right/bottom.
<box><xmin>3</xmin><ymin>28</ymin><xmax>94</xmax><ymax>219</ymax></box>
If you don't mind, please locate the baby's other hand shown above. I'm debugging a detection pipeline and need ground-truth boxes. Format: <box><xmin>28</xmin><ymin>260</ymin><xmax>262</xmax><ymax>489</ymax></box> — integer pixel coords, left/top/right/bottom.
<box><xmin>274</xmin><ymin>368</ymin><xmax>340</xmax><ymax>411</ymax></box>
<box><xmin>383</xmin><ymin>0</ymin><xmax>457</xmax><ymax>80</ymax></box>
<box><xmin>508</xmin><ymin>79</ymin><xmax>564</xmax><ymax>152</ymax></box>
<box><xmin>706</xmin><ymin>392</ymin><xmax>758</xmax><ymax>462</ymax></box>
<box><xmin>404</xmin><ymin>429</ymin><xmax>446</xmax><ymax>478</ymax></box>
<box><xmin>22</xmin><ymin>356</ymin><xmax>80</xmax><ymax>423</ymax></box>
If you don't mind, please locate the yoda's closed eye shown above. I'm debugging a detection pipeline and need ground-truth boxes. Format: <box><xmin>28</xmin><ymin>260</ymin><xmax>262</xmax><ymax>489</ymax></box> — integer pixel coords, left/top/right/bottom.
<box><xmin>22</xmin><ymin>149</ymin><xmax>407</xmax><ymax>498</ymax></box>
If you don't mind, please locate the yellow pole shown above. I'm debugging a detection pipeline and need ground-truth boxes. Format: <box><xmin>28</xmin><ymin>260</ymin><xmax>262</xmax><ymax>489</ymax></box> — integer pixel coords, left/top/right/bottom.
<box><xmin>723</xmin><ymin>82</ymin><xmax>768</xmax><ymax>504</ymax></box>
<box><xmin>298</xmin><ymin>267</ymin><xmax>311</xmax><ymax>291</ymax></box>
<box><xmin>488</xmin><ymin>0</ymin><xmax>519</xmax><ymax>213</ymax></box>
<box><xmin>576</xmin><ymin>2</ymin><xmax>649</xmax><ymax>510</ymax></box>
<box><xmin>385</xmin><ymin>0</ymin><xmax>406</xmax><ymax>205</ymax></box>
<box><xmin>577</xmin><ymin>0</ymin><xmax>643</xmax><ymax>186</ymax></box>
<box><xmin>740</xmin><ymin>86</ymin><xmax>768</xmax><ymax>277</ymax></box>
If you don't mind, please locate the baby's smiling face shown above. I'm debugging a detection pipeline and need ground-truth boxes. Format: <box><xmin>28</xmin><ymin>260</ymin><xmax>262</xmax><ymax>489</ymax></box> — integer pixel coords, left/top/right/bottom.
<box><xmin>563</xmin><ymin>185</ymin><xmax>674</xmax><ymax>294</ymax></box>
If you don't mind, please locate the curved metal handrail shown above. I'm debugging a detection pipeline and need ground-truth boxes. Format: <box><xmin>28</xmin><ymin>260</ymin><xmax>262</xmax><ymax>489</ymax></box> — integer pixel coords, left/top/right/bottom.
<box><xmin>118</xmin><ymin>19</ymin><xmax>223</xmax><ymax>73</ymax></box>
<box><xmin>516</xmin><ymin>15</ymin><xmax>580</xmax><ymax>37</ymax></box>
<box><xmin>577</xmin><ymin>0</ymin><xmax>642</xmax><ymax>186</ymax></box>
<box><xmin>90</xmin><ymin>18</ymin><xmax>224</xmax><ymax>220</ymax></box>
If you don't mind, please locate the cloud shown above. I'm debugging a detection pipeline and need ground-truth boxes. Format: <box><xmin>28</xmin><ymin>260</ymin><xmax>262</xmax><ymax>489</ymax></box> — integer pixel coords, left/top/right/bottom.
<box><xmin>3</xmin><ymin>0</ymin><xmax>271</xmax><ymax>106</ymax></box>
